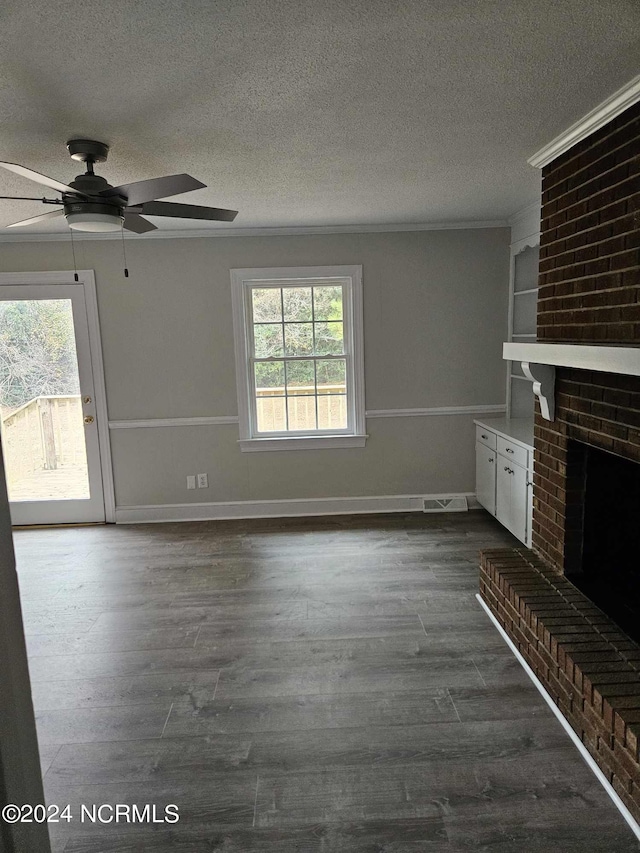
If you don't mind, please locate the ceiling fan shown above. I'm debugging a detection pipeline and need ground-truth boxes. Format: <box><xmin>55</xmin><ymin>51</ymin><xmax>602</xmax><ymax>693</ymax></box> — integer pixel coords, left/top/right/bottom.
<box><xmin>0</xmin><ymin>139</ymin><xmax>238</xmax><ymax>233</ymax></box>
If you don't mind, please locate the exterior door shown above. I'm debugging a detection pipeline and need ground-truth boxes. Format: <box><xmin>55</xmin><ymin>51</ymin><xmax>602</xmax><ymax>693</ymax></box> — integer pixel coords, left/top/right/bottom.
<box><xmin>0</xmin><ymin>284</ymin><xmax>106</xmax><ymax>524</ymax></box>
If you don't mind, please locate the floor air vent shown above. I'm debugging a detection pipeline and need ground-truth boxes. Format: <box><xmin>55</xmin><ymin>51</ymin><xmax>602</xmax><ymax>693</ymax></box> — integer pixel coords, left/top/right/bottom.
<box><xmin>422</xmin><ymin>496</ymin><xmax>468</xmax><ymax>513</ymax></box>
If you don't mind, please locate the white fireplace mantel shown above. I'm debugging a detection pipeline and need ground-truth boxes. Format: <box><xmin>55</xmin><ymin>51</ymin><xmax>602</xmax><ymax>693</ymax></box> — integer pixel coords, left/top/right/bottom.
<box><xmin>503</xmin><ymin>342</ymin><xmax>640</xmax><ymax>422</ymax></box>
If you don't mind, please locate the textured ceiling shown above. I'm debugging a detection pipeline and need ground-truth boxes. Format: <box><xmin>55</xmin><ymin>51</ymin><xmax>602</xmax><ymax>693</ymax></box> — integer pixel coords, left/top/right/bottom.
<box><xmin>0</xmin><ymin>0</ymin><xmax>638</xmax><ymax>233</ymax></box>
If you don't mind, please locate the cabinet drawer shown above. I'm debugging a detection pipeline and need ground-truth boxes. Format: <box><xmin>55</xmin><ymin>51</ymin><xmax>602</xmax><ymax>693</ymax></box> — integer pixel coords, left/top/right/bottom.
<box><xmin>497</xmin><ymin>436</ymin><xmax>528</xmax><ymax>468</ymax></box>
<box><xmin>476</xmin><ymin>426</ymin><xmax>496</xmax><ymax>450</ymax></box>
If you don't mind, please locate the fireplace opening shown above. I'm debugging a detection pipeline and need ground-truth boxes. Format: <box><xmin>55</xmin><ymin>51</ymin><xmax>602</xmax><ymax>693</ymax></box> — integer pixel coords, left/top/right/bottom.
<box><xmin>572</xmin><ymin>444</ymin><xmax>640</xmax><ymax>644</ymax></box>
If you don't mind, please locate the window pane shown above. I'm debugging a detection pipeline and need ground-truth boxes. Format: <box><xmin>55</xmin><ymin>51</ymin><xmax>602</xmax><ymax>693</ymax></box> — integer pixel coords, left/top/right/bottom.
<box><xmin>285</xmin><ymin>360</ymin><xmax>315</xmax><ymax>395</ymax></box>
<box><xmin>283</xmin><ymin>287</ymin><xmax>312</xmax><ymax>322</ymax></box>
<box><xmin>313</xmin><ymin>285</ymin><xmax>343</xmax><ymax>321</ymax></box>
<box><xmin>256</xmin><ymin>396</ymin><xmax>286</xmax><ymax>432</ymax></box>
<box><xmin>316</xmin><ymin>359</ymin><xmax>346</xmax><ymax>394</ymax></box>
<box><xmin>252</xmin><ymin>288</ymin><xmax>282</xmax><ymax>322</ymax></box>
<box><xmin>254</xmin><ymin>324</ymin><xmax>284</xmax><ymax>357</ymax></box>
<box><xmin>287</xmin><ymin>395</ymin><xmax>317</xmax><ymax>431</ymax></box>
<box><xmin>314</xmin><ymin>321</ymin><xmax>344</xmax><ymax>355</ymax></box>
<box><xmin>255</xmin><ymin>362</ymin><xmax>284</xmax><ymax>393</ymax></box>
<box><xmin>284</xmin><ymin>323</ymin><xmax>313</xmax><ymax>356</ymax></box>
<box><xmin>318</xmin><ymin>394</ymin><xmax>347</xmax><ymax>429</ymax></box>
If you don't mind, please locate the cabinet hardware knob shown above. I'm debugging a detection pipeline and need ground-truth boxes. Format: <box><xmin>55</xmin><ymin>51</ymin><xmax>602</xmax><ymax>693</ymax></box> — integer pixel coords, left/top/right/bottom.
<box><xmin>506</xmin><ymin>448</ymin><xmax>514</xmax><ymax>453</ymax></box>
<box><xmin>83</xmin><ymin>415</ymin><xmax>94</xmax><ymax>424</ymax></box>
<box><xmin>504</xmin><ymin>466</ymin><xmax>509</xmax><ymax>471</ymax></box>
<box><xmin>481</xmin><ymin>434</ymin><xmax>488</xmax><ymax>439</ymax></box>
<box><xmin>83</xmin><ymin>395</ymin><xmax>92</xmax><ymax>404</ymax></box>
<box><xmin>488</xmin><ymin>457</ymin><xmax>494</xmax><ymax>462</ymax></box>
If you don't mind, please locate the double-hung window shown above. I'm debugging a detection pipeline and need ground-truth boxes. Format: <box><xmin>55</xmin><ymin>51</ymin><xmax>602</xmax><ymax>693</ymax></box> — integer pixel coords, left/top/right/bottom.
<box><xmin>231</xmin><ymin>265</ymin><xmax>366</xmax><ymax>451</ymax></box>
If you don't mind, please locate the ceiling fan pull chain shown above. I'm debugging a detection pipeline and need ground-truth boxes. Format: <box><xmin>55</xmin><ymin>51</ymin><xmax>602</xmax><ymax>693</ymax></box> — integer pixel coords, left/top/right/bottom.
<box><xmin>121</xmin><ymin>223</ymin><xmax>129</xmax><ymax>278</ymax></box>
<box><xmin>69</xmin><ymin>226</ymin><xmax>79</xmax><ymax>281</ymax></box>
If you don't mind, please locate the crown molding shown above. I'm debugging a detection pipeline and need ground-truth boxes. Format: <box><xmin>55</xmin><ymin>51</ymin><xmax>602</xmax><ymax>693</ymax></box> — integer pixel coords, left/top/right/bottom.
<box><xmin>528</xmin><ymin>74</ymin><xmax>640</xmax><ymax>169</ymax></box>
<box><xmin>0</xmin><ymin>219</ymin><xmax>509</xmax><ymax>243</ymax></box>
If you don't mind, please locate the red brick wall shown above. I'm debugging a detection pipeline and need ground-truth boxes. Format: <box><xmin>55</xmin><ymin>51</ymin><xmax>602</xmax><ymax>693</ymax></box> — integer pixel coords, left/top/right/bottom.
<box><xmin>532</xmin><ymin>101</ymin><xmax>640</xmax><ymax>569</ymax></box>
<box><xmin>538</xmin><ymin>100</ymin><xmax>640</xmax><ymax>344</ymax></box>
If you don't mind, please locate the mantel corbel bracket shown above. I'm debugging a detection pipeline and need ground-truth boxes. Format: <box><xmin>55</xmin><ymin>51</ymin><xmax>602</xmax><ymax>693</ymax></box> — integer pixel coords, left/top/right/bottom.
<box><xmin>522</xmin><ymin>361</ymin><xmax>555</xmax><ymax>421</ymax></box>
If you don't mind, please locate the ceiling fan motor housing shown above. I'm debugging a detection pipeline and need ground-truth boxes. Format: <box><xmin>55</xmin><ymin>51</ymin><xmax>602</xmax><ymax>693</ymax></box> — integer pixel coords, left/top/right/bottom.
<box><xmin>66</xmin><ymin>139</ymin><xmax>109</xmax><ymax>164</ymax></box>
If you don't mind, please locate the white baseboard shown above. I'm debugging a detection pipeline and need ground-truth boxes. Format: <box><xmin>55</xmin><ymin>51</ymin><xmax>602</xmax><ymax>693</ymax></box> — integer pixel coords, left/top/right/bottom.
<box><xmin>115</xmin><ymin>492</ymin><xmax>479</xmax><ymax>524</ymax></box>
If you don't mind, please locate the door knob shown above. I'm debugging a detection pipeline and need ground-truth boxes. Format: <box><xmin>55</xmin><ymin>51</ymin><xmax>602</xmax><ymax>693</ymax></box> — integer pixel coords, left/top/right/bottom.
<box><xmin>84</xmin><ymin>415</ymin><xmax>94</xmax><ymax>424</ymax></box>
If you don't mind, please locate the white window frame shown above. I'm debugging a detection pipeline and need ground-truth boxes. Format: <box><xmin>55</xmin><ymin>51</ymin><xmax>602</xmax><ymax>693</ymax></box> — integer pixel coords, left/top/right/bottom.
<box><xmin>230</xmin><ymin>265</ymin><xmax>366</xmax><ymax>452</ymax></box>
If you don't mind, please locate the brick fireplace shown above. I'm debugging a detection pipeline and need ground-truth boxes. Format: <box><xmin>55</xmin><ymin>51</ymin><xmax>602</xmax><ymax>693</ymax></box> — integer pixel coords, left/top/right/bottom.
<box><xmin>481</xmin><ymin>99</ymin><xmax>640</xmax><ymax>820</ymax></box>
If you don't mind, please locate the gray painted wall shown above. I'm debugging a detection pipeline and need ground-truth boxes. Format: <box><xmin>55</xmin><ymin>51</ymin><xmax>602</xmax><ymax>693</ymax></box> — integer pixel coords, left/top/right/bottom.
<box><xmin>0</xmin><ymin>228</ymin><xmax>509</xmax><ymax>509</ymax></box>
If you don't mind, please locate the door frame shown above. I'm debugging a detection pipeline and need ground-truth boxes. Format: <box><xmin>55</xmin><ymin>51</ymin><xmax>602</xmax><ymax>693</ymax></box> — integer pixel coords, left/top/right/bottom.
<box><xmin>0</xmin><ymin>270</ymin><xmax>115</xmax><ymax>523</ymax></box>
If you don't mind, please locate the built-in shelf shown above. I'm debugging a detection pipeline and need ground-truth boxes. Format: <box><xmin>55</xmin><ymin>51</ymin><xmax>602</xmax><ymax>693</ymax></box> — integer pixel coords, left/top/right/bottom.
<box><xmin>503</xmin><ymin>342</ymin><xmax>640</xmax><ymax>376</ymax></box>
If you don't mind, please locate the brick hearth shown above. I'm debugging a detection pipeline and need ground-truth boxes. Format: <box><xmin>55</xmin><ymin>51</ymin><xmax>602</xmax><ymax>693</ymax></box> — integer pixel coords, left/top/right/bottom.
<box><xmin>480</xmin><ymin>548</ymin><xmax>640</xmax><ymax>822</ymax></box>
<box><xmin>480</xmin><ymin>98</ymin><xmax>640</xmax><ymax>819</ymax></box>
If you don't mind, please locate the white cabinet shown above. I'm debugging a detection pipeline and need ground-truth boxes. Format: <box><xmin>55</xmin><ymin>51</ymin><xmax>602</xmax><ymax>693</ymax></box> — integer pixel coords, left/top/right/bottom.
<box><xmin>476</xmin><ymin>442</ymin><xmax>497</xmax><ymax>515</ymax></box>
<box><xmin>474</xmin><ymin>417</ymin><xmax>533</xmax><ymax>547</ymax></box>
<box><xmin>496</xmin><ymin>458</ymin><xmax>529</xmax><ymax>542</ymax></box>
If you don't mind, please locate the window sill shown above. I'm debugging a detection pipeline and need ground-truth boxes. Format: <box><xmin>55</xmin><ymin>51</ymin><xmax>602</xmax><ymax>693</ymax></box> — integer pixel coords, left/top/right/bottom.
<box><xmin>239</xmin><ymin>434</ymin><xmax>368</xmax><ymax>452</ymax></box>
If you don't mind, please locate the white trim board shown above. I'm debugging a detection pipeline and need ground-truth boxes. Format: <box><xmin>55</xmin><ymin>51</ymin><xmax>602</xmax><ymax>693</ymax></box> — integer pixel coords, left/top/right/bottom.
<box><xmin>476</xmin><ymin>594</ymin><xmax>640</xmax><ymax>843</ymax></box>
<box><xmin>108</xmin><ymin>404</ymin><xmax>507</xmax><ymax>429</ymax></box>
<box><xmin>115</xmin><ymin>493</ymin><xmax>479</xmax><ymax>524</ymax></box>
<box><xmin>529</xmin><ymin>74</ymin><xmax>640</xmax><ymax>169</ymax></box>
<box><xmin>109</xmin><ymin>416</ymin><xmax>239</xmax><ymax>429</ymax></box>
<box><xmin>365</xmin><ymin>404</ymin><xmax>506</xmax><ymax>419</ymax></box>
<box><xmin>0</xmin><ymin>220</ymin><xmax>509</xmax><ymax>243</ymax></box>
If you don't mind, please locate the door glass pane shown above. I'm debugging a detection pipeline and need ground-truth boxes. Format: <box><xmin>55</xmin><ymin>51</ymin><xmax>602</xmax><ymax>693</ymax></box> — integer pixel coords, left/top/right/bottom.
<box><xmin>0</xmin><ymin>299</ymin><xmax>90</xmax><ymax>501</ymax></box>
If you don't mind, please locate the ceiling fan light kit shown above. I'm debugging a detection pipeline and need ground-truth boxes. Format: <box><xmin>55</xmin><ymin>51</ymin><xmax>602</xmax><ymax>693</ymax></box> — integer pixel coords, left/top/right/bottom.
<box><xmin>0</xmin><ymin>139</ymin><xmax>238</xmax><ymax>233</ymax></box>
<box><xmin>66</xmin><ymin>204</ymin><xmax>124</xmax><ymax>232</ymax></box>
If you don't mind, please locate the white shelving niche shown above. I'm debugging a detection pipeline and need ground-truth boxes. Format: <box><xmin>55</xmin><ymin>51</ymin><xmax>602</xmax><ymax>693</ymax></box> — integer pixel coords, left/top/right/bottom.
<box><xmin>507</xmin><ymin>240</ymin><xmax>540</xmax><ymax>418</ymax></box>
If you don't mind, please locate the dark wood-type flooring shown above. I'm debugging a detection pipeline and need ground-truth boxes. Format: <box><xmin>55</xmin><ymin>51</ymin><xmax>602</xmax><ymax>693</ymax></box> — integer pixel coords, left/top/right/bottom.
<box><xmin>13</xmin><ymin>512</ymin><xmax>640</xmax><ymax>852</ymax></box>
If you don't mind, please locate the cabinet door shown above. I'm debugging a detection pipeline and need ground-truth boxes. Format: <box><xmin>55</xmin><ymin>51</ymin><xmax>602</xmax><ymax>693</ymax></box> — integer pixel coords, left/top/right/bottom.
<box><xmin>475</xmin><ymin>441</ymin><xmax>496</xmax><ymax>515</ymax></box>
<box><xmin>509</xmin><ymin>462</ymin><xmax>528</xmax><ymax>544</ymax></box>
<box><xmin>496</xmin><ymin>460</ymin><xmax>512</xmax><ymax>530</ymax></box>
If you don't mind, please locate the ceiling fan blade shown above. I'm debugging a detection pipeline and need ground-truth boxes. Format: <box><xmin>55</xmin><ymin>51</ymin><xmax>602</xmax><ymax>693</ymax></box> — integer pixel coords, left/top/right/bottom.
<box><xmin>132</xmin><ymin>201</ymin><xmax>238</xmax><ymax>222</ymax></box>
<box><xmin>123</xmin><ymin>212</ymin><xmax>158</xmax><ymax>234</ymax></box>
<box><xmin>101</xmin><ymin>174</ymin><xmax>205</xmax><ymax>207</ymax></box>
<box><xmin>6</xmin><ymin>209</ymin><xmax>65</xmax><ymax>228</ymax></box>
<box><xmin>0</xmin><ymin>162</ymin><xmax>82</xmax><ymax>195</ymax></box>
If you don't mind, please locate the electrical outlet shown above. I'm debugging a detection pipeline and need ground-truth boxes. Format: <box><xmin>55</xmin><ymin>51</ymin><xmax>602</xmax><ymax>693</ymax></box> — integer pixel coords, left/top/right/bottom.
<box><xmin>197</xmin><ymin>473</ymin><xmax>208</xmax><ymax>489</ymax></box>
<box><xmin>186</xmin><ymin>475</ymin><xmax>196</xmax><ymax>490</ymax></box>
